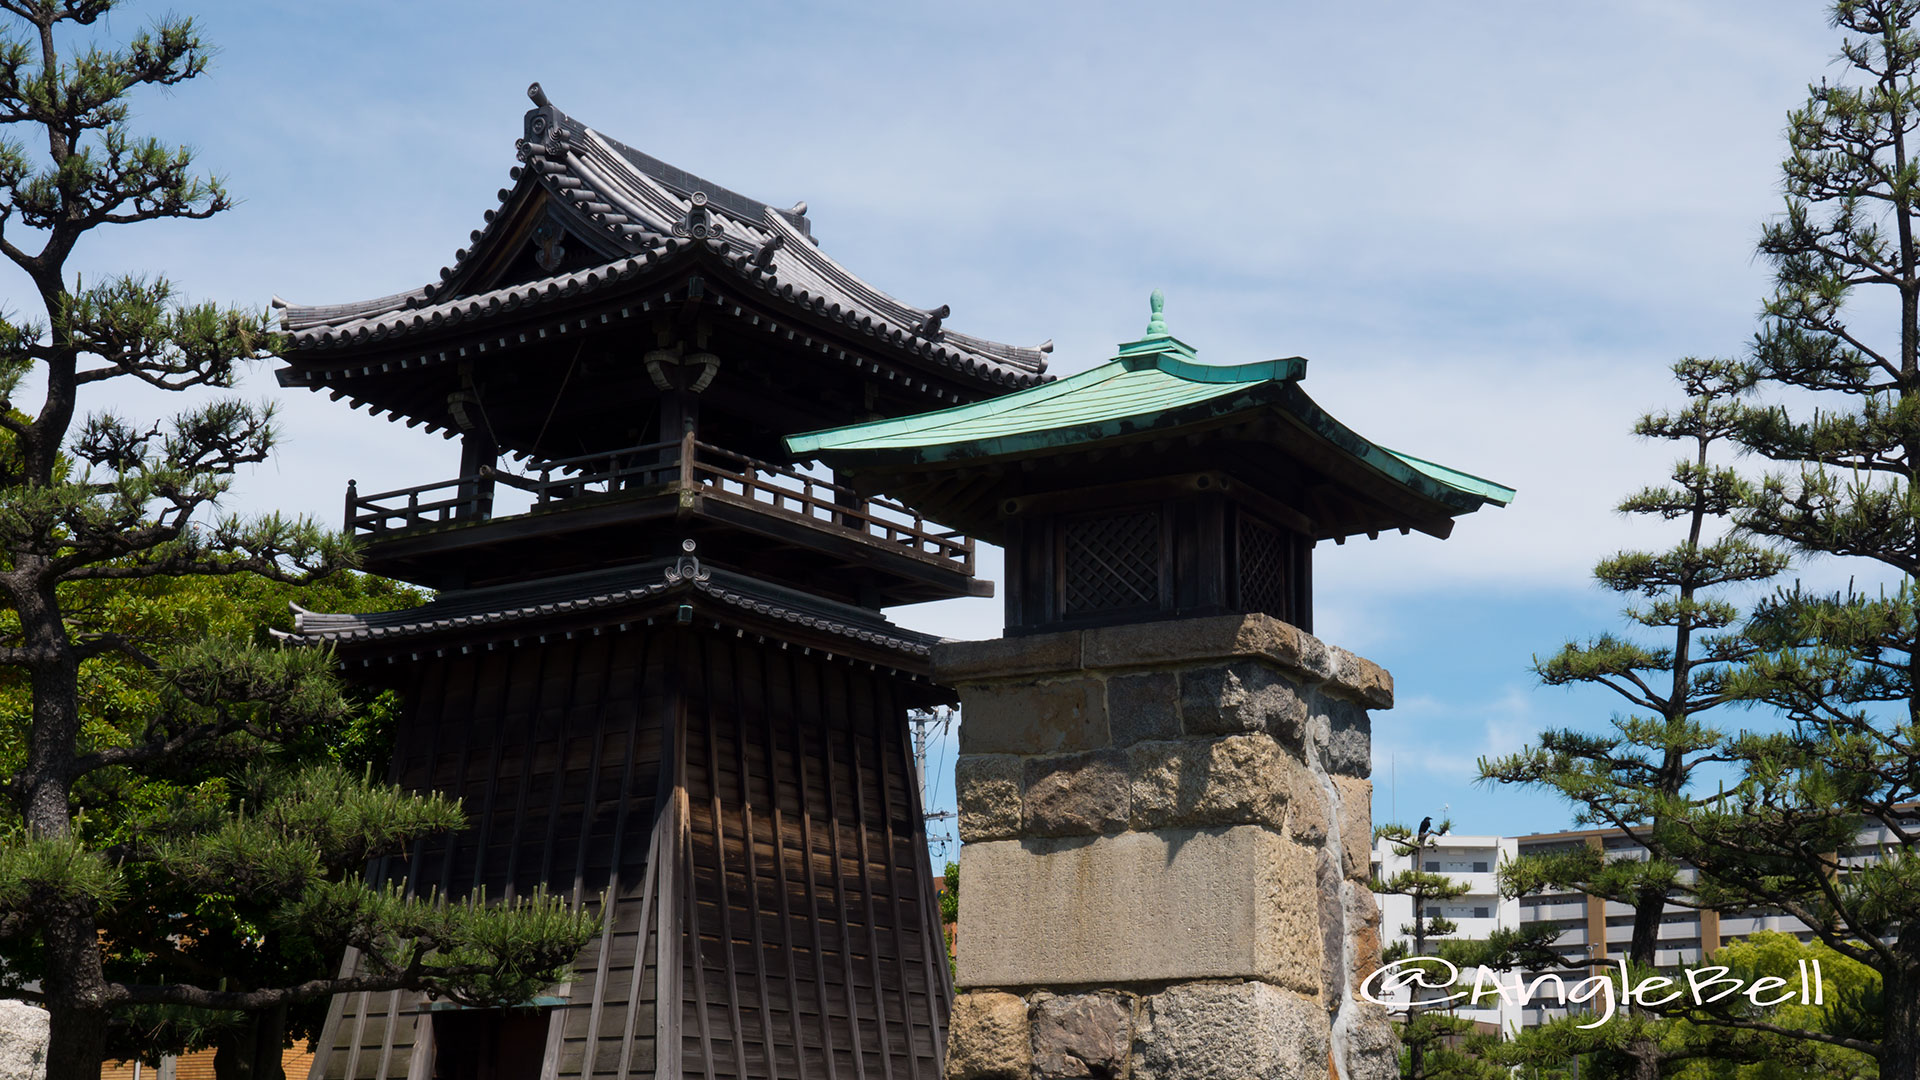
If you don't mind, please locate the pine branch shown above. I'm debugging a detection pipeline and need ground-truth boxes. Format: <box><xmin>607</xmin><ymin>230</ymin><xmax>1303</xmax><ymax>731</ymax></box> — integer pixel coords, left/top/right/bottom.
<box><xmin>1660</xmin><ymin>1008</ymin><xmax>1884</xmax><ymax>1060</ymax></box>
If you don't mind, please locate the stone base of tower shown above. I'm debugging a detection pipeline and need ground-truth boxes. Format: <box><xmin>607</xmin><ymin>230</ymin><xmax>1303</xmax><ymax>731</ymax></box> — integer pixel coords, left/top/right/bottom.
<box><xmin>935</xmin><ymin>614</ymin><xmax>1398</xmax><ymax>1080</ymax></box>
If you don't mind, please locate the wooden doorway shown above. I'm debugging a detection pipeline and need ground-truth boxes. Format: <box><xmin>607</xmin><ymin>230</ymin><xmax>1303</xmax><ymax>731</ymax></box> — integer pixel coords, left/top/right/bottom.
<box><xmin>431</xmin><ymin>1008</ymin><xmax>551</xmax><ymax>1080</ymax></box>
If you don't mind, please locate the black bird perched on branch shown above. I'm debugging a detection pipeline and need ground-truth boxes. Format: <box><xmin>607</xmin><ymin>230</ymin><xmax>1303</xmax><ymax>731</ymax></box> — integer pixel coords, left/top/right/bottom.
<box><xmin>1417</xmin><ymin>816</ymin><xmax>1432</xmax><ymax>844</ymax></box>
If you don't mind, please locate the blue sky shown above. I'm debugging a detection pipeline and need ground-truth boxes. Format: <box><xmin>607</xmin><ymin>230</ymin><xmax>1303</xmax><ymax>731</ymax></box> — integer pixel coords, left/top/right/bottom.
<box><xmin>15</xmin><ymin>1</ymin><xmax>1872</xmax><ymax>838</ymax></box>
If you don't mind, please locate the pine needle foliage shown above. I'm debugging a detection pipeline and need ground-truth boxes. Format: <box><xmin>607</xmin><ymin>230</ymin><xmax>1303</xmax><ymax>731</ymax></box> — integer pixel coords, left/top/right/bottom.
<box><xmin>0</xmin><ymin>5</ymin><xmax>596</xmax><ymax>1079</ymax></box>
<box><xmin>1481</xmin><ymin>358</ymin><xmax>1784</xmax><ymax>1079</ymax></box>
<box><xmin>1654</xmin><ymin>3</ymin><xmax>1920</xmax><ymax>1076</ymax></box>
<box><xmin>1491</xmin><ymin>3</ymin><xmax>1920</xmax><ymax>1076</ymax></box>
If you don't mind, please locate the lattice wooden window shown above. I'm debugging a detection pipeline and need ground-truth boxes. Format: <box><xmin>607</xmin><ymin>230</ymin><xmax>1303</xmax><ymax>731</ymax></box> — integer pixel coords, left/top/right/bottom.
<box><xmin>1062</xmin><ymin>510</ymin><xmax>1161</xmax><ymax>614</ymax></box>
<box><xmin>1239</xmin><ymin>515</ymin><xmax>1288</xmax><ymax>618</ymax></box>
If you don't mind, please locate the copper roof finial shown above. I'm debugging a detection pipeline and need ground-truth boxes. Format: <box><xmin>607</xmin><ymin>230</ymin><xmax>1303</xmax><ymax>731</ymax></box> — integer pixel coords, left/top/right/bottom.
<box><xmin>1145</xmin><ymin>289</ymin><xmax>1168</xmax><ymax>338</ymax></box>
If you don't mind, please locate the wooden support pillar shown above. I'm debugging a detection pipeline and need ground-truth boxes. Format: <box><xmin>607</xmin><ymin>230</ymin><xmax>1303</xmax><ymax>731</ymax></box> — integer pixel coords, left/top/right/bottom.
<box><xmin>457</xmin><ymin>434</ymin><xmax>497</xmax><ymax>521</ymax></box>
<box><xmin>659</xmin><ymin>390</ymin><xmax>698</xmax><ymax>483</ymax></box>
<box><xmin>829</xmin><ymin>467</ymin><xmax>862</xmax><ymax>530</ymax></box>
<box><xmin>660</xmin><ymin>389</ymin><xmax>698</xmax><ymax>440</ymax></box>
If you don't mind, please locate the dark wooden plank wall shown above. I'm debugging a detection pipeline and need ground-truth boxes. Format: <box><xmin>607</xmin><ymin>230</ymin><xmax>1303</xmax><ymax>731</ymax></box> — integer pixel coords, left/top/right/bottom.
<box><xmin>310</xmin><ymin>627</ymin><xmax>950</xmax><ymax>1080</ymax></box>
<box><xmin>315</xmin><ymin>632</ymin><xmax>670</xmax><ymax>1080</ymax></box>
<box><xmin>678</xmin><ymin>634</ymin><xmax>949</xmax><ymax>1080</ymax></box>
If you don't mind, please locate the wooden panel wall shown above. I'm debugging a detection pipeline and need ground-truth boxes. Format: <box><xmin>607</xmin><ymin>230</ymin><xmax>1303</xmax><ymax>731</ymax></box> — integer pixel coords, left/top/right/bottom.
<box><xmin>313</xmin><ymin>632</ymin><xmax>671</xmax><ymax>1080</ymax></box>
<box><xmin>677</xmin><ymin>635</ymin><xmax>949</xmax><ymax>1080</ymax></box>
<box><xmin>309</xmin><ymin>627</ymin><xmax>950</xmax><ymax>1080</ymax></box>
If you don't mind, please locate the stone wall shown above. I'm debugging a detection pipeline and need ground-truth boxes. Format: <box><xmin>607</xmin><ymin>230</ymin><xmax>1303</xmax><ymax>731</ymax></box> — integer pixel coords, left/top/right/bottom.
<box><xmin>0</xmin><ymin>1000</ymin><xmax>48</xmax><ymax>1080</ymax></box>
<box><xmin>937</xmin><ymin>614</ymin><xmax>1397</xmax><ymax>1080</ymax></box>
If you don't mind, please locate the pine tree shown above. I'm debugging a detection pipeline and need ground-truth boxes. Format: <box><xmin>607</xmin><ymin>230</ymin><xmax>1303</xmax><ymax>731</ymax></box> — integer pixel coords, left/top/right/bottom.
<box><xmin>0</xmin><ymin>6</ymin><xmax>594</xmax><ymax>1079</ymax></box>
<box><xmin>1479</xmin><ymin>358</ymin><xmax>1787</xmax><ymax>1080</ymax></box>
<box><xmin>1642</xmin><ymin>5</ymin><xmax>1920</xmax><ymax>1075</ymax></box>
<box><xmin>0</xmin><ymin>568</ymin><xmax>424</xmax><ymax>1074</ymax></box>
<box><xmin>1490</xmin><ymin>3</ymin><xmax>1920</xmax><ymax>1076</ymax></box>
<box><xmin>1374</xmin><ymin>820</ymin><xmax>1559</xmax><ymax>1080</ymax></box>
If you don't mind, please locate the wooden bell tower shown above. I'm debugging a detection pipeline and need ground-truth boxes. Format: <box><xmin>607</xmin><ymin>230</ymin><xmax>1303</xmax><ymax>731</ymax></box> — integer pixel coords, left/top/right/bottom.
<box><xmin>276</xmin><ymin>84</ymin><xmax>1051</xmax><ymax>1080</ymax></box>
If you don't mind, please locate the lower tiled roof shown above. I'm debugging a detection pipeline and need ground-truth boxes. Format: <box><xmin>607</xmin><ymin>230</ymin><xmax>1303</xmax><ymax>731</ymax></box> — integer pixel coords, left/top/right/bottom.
<box><xmin>275</xmin><ymin>561</ymin><xmax>937</xmax><ymax>658</ymax></box>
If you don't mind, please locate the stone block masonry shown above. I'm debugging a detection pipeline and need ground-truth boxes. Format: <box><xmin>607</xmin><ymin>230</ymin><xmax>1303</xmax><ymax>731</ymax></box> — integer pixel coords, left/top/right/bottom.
<box><xmin>0</xmin><ymin>1000</ymin><xmax>47</xmax><ymax>1080</ymax></box>
<box><xmin>937</xmin><ymin>613</ymin><xmax>1397</xmax><ymax>1080</ymax></box>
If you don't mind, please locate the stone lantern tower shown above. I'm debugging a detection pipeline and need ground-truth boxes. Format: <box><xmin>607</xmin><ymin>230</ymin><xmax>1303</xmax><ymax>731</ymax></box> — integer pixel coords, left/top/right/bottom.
<box><xmin>791</xmin><ymin>295</ymin><xmax>1513</xmax><ymax>1080</ymax></box>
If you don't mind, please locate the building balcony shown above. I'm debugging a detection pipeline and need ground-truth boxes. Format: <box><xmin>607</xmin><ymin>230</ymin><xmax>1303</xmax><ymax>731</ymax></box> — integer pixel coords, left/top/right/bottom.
<box><xmin>339</xmin><ymin>432</ymin><xmax>985</xmax><ymax>604</ymax></box>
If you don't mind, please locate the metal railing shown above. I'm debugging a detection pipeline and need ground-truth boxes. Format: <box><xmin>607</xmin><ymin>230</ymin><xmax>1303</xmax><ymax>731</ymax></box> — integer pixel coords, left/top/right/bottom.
<box><xmin>343</xmin><ymin>432</ymin><xmax>974</xmax><ymax>575</ymax></box>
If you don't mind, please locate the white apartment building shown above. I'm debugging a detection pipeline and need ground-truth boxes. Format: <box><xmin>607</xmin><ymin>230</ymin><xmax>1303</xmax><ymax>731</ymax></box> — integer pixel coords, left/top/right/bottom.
<box><xmin>1371</xmin><ymin>818</ymin><xmax>1912</xmax><ymax>1033</ymax></box>
<box><xmin>1371</xmin><ymin>833</ymin><xmax>1525</xmax><ymax>1032</ymax></box>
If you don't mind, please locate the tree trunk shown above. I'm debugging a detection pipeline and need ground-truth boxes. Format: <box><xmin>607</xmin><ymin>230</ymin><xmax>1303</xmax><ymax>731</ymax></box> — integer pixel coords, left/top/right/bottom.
<box><xmin>42</xmin><ymin>1006</ymin><xmax>107</xmax><ymax>1080</ymax></box>
<box><xmin>215</xmin><ymin>1003</ymin><xmax>291</xmax><ymax>1080</ymax></box>
<box><xmin>1409</xmin><ymin>896</ymin><xmax>1426</xmax><ymax>1080</ymax></box>
<box><xmin>1626</xmin><ymin>1038</ymin><xmax>1661</xmax><ymax>1080</ymax></box>
<box><xmin>1886</xmin><ymin>967</ymin><xmax>1918</xmax><ymax>1080</ymax></box>
<box><xmin>18</xmin><ymin>582</ymin><xmax>81</xmax><ymax>838</ymax></box>
<box><xmin>42</xmin><ymin>911</ymin><xmax>108</xmax><ymax>1080</ymax></box>
<box><xmin>1621</xmin><ymin>890</ymin><xmax>1667</xmax><ymax>1080</ymax></box>
<box><xmin>22</xmin><ymin>573</ymin><xmax>108</xmax><ymax>1080</ymax></box>
<box><xmin>1625</xmin><ymin>890</ymin><xmax>1664</xmax><ymax>971</ymax></box>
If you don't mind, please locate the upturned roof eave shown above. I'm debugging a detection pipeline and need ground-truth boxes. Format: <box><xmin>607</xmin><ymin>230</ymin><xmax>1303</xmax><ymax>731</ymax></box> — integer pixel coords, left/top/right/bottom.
<box><xmin>271</xmin><ymin>243</ymin><xmax>1053</xmax><ymax>407</ymax></box>
<box><xmin>785</xmin><ymin>351</ymin><xmax>1307</xmax><ymax>458</ymax></box>
<box><xmin>789</xmin><ymin>354</ymin><xmax>1512</xmax><ymax>518</ymax></box>
<box><xmin>275</xmin><ymin>85</ymin><xmax>1052</xmax><ymax>385</ymax></box>
<box><xmin>275</xmin><ymin>562</ymin><xmax>941</xmax><ymax>662</ymax></box>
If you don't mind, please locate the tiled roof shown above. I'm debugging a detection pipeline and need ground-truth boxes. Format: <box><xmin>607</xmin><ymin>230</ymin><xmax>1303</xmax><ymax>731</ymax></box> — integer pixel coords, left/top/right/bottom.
<box><xmin>275</xmin><ymin>560</ymin><xmax>938</xmax><ymax>658</ymax></box>
<box><xmin>277</xmin><ymin>84</ymin><xmax>1050</xmax><ymax>389</ymax></box>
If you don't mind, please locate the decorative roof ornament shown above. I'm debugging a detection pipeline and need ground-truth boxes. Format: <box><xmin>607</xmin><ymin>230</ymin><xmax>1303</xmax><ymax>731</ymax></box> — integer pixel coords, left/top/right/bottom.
<box><xmin>1144</xmin><ymin>289</ymin><xmax>1169</xmax><ymax>338</ymax></box>
<box><xmin>531</xmin><ymin>217</ymin><xmax>566</xmax><ymax>273</ymax></box>
<box><xmin>524</xmin><ymin>83</ymin><xmax>555</xmax><ymax>147</ymax></box>
<box><xmin>753</xmin><ymin>231</ymin><xmax>785</xmax><ymax>268</ymax></box>
<box><xmin>1116</xmin><ymin>290</ymin><xmax>1197</xmax><ymax>362</ymax></box>
<box><xmin>665</xmin><ymin>538</ymin><xmax>711</xmax><ymax>585</ymax></box>
<box><xmin>921</xmin><ymin>303</ymin><xmax>950</xmax><ymax>336</ymax></box>
<box><xmin>673</xmin><ymin>191</ymin><xmax>725</xmax><ymax>241</ymax></box>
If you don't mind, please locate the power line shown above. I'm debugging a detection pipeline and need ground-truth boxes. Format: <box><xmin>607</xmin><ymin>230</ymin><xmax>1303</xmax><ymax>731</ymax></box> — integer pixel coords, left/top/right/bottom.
<box><xmin>910</xmin><ymin>707</ymin><xmax>958</xmax><ymax>863</ymax></box>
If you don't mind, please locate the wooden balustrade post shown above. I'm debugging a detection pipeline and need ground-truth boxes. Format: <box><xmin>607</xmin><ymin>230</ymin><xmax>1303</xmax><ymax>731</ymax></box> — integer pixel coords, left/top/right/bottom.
<box><xmin>679</xmin><ymin>429</ymin><xmax>697</xmax><ymax>490</ymax></box>
<box><xmin>343</xmin><ymin>480</ymin><xmax>358</xmax><ymax>533</ymax></box>
<box><xmin>830</xmin><ymin>469</ymin><xmax>861</xmax><ymax>532</ymax></box>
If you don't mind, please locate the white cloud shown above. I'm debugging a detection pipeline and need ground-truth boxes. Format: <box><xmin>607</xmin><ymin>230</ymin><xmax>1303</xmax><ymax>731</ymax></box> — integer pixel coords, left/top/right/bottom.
<box><xmin>1374</xmin><ymin>685</ymin><xmax>1543</xmax><ymax>787</ymax></box>
<box><xmin>8</xmin><ymin>0</ymin><xmax>1887</xmax><ymax>676</ymax></box>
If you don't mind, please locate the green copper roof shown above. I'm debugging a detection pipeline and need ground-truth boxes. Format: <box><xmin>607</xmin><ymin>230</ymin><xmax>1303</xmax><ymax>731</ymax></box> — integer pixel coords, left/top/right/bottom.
<box><xmin>788</xmin><ymin>295</ymin><xmax>1513</xmax><ymax>543</ymax></box>
<box><xmin>1384</xmin><ymin>449</ymin><xmax>1516</xmax><ymax>506</ymax></box>
<box><xmin>787</xmin><ymin>351</ymin><xmax>1511</xmax><ymax>511</ymax></box>
<box><xmin>789</xmin><ymin>351</ymin><xmax>1307</xmax><ymax>458</ymax></box>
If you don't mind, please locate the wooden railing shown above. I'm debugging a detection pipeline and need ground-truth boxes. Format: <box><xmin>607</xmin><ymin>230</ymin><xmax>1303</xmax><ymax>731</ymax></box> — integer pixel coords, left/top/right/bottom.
<box><xmin>343</xmin><ymin>433</ymin><xmax>974</xmax><ymax>575</ymax></box>
<box><xmin>344</xmin><ymin>476</ymin><xmax>492</xmax><ymax>535</ymax></box>
<box><xmin>686</xmin><ymin>438</ymin><xmax>973</xmax><ymax>572</ymax></box>
<box><xmin>503</xmin><ymin>437</ymin><xmax>685</xmax><ymax>502</ymax></box>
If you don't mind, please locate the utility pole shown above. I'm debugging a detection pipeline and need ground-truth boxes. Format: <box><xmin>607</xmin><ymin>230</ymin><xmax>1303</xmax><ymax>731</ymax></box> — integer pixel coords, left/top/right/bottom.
<box><xmin>910</xmin><ymin>708</ymin><xmax>958</xmax><ymax>862</ymax></box>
